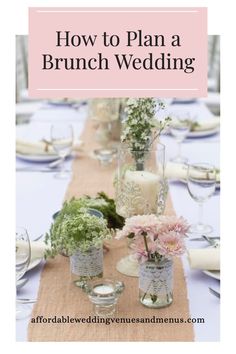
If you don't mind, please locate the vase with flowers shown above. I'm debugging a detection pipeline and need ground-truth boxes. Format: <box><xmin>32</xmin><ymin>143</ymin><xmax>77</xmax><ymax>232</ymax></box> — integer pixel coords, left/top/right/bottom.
<box><xmin>116</xmin><ymin>214</ymin><xmax>189</xmax><ymax>308</ymax></box>
<box><xmin>116</xmin><ymin>98</ymin><xmax>171</xmax><ymax>218</ymax></box>
<box><xmin>45</xmin><ymin>208</ymin><xmax>112</xmax><ymax>288</ymax></box>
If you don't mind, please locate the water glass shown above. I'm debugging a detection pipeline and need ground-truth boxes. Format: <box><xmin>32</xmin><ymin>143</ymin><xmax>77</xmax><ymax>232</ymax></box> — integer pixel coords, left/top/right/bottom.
<box><xmin>170</xmin><ymin>112</ymin><xmax>191</xmax><ymax>163</ymax></box>
<box><xmin>16</xmin><ymin>227</ymin><xmax>31</xmax><ymax>319</ymax></box>
<box><xmin>51</xmin><ymin>123</ymin><xmax>74</xmax><ymax>178</ymax></box>
<box><xmin>187</xmin><ymin>163</ymin><xmax>216</xmax><ymax>234</ymax></box>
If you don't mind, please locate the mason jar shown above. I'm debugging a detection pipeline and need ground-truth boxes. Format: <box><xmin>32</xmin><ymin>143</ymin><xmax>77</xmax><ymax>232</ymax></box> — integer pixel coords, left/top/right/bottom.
<box><xmin>70</xmin><ymin>246</ymin><xmax>103</xmax><ymax>288</ymax></box>
<box><xmin>139</xmin><ymin>258</ymin><xmax>173</xmax><ymax>308</ymax></box>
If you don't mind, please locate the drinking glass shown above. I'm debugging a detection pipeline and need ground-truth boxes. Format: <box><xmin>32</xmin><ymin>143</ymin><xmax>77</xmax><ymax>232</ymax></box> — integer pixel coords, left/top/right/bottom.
<box><xmin>16</xmin><ymin>227</ymin><xmax>31</xmax><ymax>319</ymax></box>
<box><xmin>170</xmin><ymin>112</ymin><xmax>191</xmax><ymax>163</ymax></box>
<box><xmin>187</xmin><ymin>163</ymin><xmax>216</xmax><ymax>234</ymax></box>
<box><xmin>51</xmin><ymin>123</ymin><xmax>74</xmax><ymax>178</ymax></box>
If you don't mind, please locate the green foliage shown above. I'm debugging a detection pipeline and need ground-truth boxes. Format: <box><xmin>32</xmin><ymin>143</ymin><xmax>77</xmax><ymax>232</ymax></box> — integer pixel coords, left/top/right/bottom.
<box><xmin>45</xmin><ymin>192</ymin><xmax>124</xmax><ymax>258</ymax></box>
<box><xmin>121</xmin><ymin>98</ymin><xmax>171</xmax><ymax>168</ymax></box>
<box><xmin>95</xmin><ymin>192</ymin><xmax>125</xmax><ymax>229</ymax></box>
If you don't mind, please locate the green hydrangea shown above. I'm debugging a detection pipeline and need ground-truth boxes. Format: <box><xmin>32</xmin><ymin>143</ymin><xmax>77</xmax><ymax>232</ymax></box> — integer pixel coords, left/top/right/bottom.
<box><xmin>45</xmin><ymin>208</ymin><xmax>112</xmax><ymax>258</ymax></box>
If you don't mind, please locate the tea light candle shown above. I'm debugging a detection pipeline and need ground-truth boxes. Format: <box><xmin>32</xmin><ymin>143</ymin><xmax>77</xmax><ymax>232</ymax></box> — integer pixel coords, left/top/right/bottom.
<box><xmin>124</xmin><ymin>170</ymin><xmax>160</xmax><ymax>215</ymax></box>
<box><xmin>93</xmin><ymin>284</ymin><xmax>114</xmax><ymax>295</ymax></box>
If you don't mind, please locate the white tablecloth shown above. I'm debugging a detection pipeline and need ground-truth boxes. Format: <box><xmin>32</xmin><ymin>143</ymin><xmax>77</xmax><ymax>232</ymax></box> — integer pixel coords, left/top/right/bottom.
<box><xmin>16</xmin><ymin>101</ymin><xmax>220</xmax><ymax>341</ymax></box>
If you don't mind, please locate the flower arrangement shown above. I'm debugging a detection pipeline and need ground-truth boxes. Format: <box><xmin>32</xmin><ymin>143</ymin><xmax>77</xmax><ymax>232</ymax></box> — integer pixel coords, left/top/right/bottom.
<box><xmin>45</xmin><ymin>210</ymin><xmax>112</xmax><ymax>258</ymax></box>
<box><xmin>121</xmin><ymin>98</ymin><xmax>170</xmax><ymax>148</ymax></box>
<box><xmin>116</xmin><ymin>214</ymin><xmax>189</xmax><ymax>263</ymax></box>
<box><xmin>51</xmin><ymin>193</ymin><xmax>124</xmax><ymax>230</ymax></box>
<box><xmin>121</xmin><ymin>98</ymin><xmax>170</xmax><ymax>170</ymax></box>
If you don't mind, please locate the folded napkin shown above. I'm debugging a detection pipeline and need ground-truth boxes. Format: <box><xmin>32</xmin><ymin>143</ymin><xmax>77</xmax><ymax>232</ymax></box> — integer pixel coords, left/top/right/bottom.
<box><xmin>187</xmin><ymin>248</ymin><xmax>220</xmax><ymax>270</ymax></box>
<box><xmin>16</xmin><ymin>138</ymin><xmax>83</xmax><ymax>156</ymax></box>
<box><xmin>165</xmin><ymin>162</ymin><xmax>187</xmax><ymax>180</ymax></box>
<box><xmin>30</xmin><ymin>241</ymin><xmax>48</xmax><ymax>261</ymax></box>
<box><xmin>16</xmin><ymin>240</ymin><xmax>49</xmax><ymax>261</ymax></box>
<box><xmin>165</xmin><ymin>162</ymin><xmax>220</xmax><ymax>183</ymax></box>
<box><xmin>16</xmin><ymin>102</ymin><xmax>43</xmax><ymax>116</ymax></box>
<box><xmin>191</xmin><ymin>117</ymin><xmax>220</xmax><ymax>132</ymax></box>
<box><xmin>16</xmin><ymin>139</ymin><xmax>55</xmax><ymax>155</ymax></box>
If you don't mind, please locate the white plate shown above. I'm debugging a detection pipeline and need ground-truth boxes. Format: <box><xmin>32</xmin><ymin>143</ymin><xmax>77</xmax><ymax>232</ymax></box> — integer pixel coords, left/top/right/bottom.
<box><xmin>16</xmin><ymin>153</ymin><xmax>59</xmax><ymax>163</ymax></box>
<box><xmin>27</xmin><ymin>258</ymin><xmax>43</xmax><ymax>271</ymax></box>
<box><xmin>187</xmin><ymin>126</ymin><xmax>220</xmax><ymax>138</ymax></box>
<box><xmin>202</xmin><ymin>269</ymin><xmax>220</xmax><ymax>280</ymax></box>
<box><xmin>172</xmin><ymin>98</ymin><xmax>197</xmax><ymax>104</ymax></box>
<box><xmin>47</xmin><ymin>100</ymin><xmax>77</xmax><ymax>107</ymax></box>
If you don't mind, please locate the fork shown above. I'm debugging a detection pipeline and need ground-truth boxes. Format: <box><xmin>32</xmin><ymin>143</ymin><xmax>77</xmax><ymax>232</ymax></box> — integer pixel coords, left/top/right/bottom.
<box><xmin>16</xmin><ymin>298</ymin><xmax>37</xmax><ymax>304</ymax></box>
<box><xmin>32</xmin><ymin>234</ymin><xmax>44</xmax><ymax>242</ymax></box>
<box><xmin>209</xmin><ymin>287</ymin><xmax>220</xmax><ymax>299</ymax></box>
<box><xmin>202</xmin><ymin>235</ymin><xmax>220</xmax><ymax>248</ymax></box>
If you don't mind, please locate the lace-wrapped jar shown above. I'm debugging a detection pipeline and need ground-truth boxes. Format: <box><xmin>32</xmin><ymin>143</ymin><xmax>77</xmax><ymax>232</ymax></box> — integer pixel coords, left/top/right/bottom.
<box><xmin>70</xmin><ymin>246</ymin><xmax>103</xmax><ymax>288</ymax></box>
<box><xmin>139</xmin><ymin>258</ymin><xmax>173</xmax><ymax>308</ymax></box>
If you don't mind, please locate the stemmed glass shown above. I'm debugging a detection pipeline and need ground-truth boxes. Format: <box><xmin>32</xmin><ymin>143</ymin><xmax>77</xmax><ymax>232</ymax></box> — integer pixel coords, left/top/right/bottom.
<box><xmin>170</xmin><ymin>112</ymin><xmax>191</xmax><ymax>163</ymax></box>
<box><xmin>51</xmin><ymin>123</ymin><xmax>74</xmax><ymax>179</ymax></box>
<box><xmin>16</xmin><ymin>227</ymin><xmax>31</xmax><ymax>319</ymax></box>
<box><xmin>187</xmin><ymin>163</ymin><xmax>216</xmax><ymax>234</ymax></box>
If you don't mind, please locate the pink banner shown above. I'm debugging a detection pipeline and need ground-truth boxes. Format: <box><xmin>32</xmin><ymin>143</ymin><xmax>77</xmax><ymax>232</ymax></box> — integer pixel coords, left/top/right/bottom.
<box><xmin>29</xmin><ymin>7</ymin><xmax>207</xmax><ymax>98</ymax></box>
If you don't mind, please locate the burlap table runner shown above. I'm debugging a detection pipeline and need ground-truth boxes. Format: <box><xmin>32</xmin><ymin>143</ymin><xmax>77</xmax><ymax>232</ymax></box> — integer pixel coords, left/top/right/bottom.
<box><xmin>28</xmin><ymin>119</ymin><xmax>194</xmax><ymax>341</ymax></box>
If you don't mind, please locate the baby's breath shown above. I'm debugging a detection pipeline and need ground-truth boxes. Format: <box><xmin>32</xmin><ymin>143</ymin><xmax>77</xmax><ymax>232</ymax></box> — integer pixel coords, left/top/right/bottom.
<box><xmin>121</xmin><ymin>98</ymin><xmax>170</xmax><ymax>153</ymax></box>
<box><xmin>120</xmin><ymin>98</ymin><xmax>170</xmax><ymax>169</ymax></box>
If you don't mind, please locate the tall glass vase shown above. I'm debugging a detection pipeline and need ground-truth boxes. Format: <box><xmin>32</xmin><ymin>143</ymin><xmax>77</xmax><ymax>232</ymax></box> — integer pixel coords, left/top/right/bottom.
<box><xmin>116</xmin><ymin>143</ymin><xmax>167</xmax><ymax>218</ymax></box>
<box><xmin>115</xmin><ymin>144</ymin><xmax>168</xmax><ymax>277</ymax></box>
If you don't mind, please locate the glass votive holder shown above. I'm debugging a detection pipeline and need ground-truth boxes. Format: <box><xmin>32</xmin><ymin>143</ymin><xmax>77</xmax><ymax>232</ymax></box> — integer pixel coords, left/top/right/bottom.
<box><xmin>85</xmin><ymin>278</ymin><xmax>124</xmax><ymax>317</ymax></box>
<box><xmin>93</xmin><ymin>148</ymin><xmax>117</xmax><ymax>166</ymax></box>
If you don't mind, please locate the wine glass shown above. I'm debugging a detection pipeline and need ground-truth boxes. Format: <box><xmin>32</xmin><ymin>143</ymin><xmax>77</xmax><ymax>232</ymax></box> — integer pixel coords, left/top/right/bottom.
<box><xmin>169</xmin><ymin>112</ymin><xmax>191</xmax><ymax>163</ymax></box>
<box><xmin>51</xmin><ymin>123</ymin><xmax>74</xmax><ymax>179</ymax></box>
<box><xmin>16</xmin><ymin>227</ymin><xmax>31</xmax><ymax>319</ymax></box>
<box><xmin>187</xmin><ymin>163</ymin><xmax>216</xmax><ymax>234</ymax></box>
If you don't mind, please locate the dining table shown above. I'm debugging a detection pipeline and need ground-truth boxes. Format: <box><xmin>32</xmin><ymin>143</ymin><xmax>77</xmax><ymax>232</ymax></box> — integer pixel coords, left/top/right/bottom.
<box><xmin>16</xmin><ymin>99</ymin><xmax>220</xmax><ymax>342</ymax></box>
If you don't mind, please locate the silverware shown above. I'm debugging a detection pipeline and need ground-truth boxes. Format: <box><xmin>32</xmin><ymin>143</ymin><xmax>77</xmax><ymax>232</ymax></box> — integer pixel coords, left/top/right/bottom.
<box><xmin>32</xmin><ymin>234</ymin><xmax>44</xmax><ymax>242</ymax></box>
<box><xmin>202</xmin><ymin>235</ymin><xmax>220</xmax><ymax>248</ymax></box>
<box><xmin>190</xmin><ymin>236</ymin><xmax>220</xmax><ymax>241</ymax></box>
<box><xmin>48</xmin><ymin>158</ymin><xmax>63</xmax><ymax>168</ymax></box>
<box><xmin>209</xmin><ymin>287</ymin><xmax>220</xmax><ymax>299</ymax></box>
<box><xmin>16</xmin><ymin>167</ymin><xmax>71</xmax><ymax>173</ymax></box>
<box><xmin>16</xmin><ymin>298</ymin><xmax>37</xmax><ymax>304</ymax></box>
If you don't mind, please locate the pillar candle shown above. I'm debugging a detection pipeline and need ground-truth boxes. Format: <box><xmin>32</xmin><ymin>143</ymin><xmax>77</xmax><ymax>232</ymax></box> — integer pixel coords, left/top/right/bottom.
<box><xmin>124</xmin><ymin>170</ymin><xmax>160</xmax><ymax>215</ymax></box>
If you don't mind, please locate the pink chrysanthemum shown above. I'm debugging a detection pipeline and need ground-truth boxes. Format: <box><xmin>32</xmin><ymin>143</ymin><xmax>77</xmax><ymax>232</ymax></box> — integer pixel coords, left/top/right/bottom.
<box><xmin>157</xmin><ymin>231</ymin><xmax>186</xmax><ymax>257</ymax></box>
<box><xmin>115</xmin><ymin>214</ymin><xmax>189</xmax><ymax>262</ymax></box>
<box><xmin>130</xmin><ymin>237</ymin><xmax>159</xmax><ymax>263</ymax></box>
<box><xmin>156</xmin><ymin>216</ymin><xmax>189</xmax><ymax>238</ymax></box>
<box><xmin>116</xmin><ymin>214</ymin><xmax>159</xmax><ymax>240</ymax></box>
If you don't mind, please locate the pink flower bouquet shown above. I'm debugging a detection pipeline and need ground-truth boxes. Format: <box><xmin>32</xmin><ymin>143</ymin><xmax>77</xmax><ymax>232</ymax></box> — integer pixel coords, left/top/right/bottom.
<box><xmin>116</xmin><ymin>214</ymin><xmax>189</xmax><ymax>263</ymax></box>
